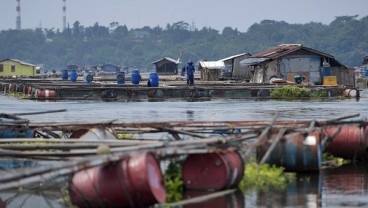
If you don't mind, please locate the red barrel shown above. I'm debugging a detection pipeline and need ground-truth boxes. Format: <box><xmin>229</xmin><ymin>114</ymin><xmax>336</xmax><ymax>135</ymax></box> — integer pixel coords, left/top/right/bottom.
<box><xmin>69</xmin><ymin>152</ymin><xmax>166</xmax><ymax>208</ymax></box>
<box><xmin>182</xmin><ymin>150</ymin><xmax>244</xmax><ymax>191</ymax></box>
<box><xmin>36</xmin><ymin>89</ymin><xmax>57</xmax><ymax>99</ymax></box>
<box><xmin>323</xmin><ymin>125</ymin><xmax>368</xmax><ymax>159</ymax></box>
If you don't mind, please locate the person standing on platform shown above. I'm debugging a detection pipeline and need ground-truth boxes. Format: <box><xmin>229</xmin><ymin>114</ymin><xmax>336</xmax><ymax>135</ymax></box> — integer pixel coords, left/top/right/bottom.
<box><xmin>186</xmin><ymin>60</ymin><xmax>195</xmax><ymax>86</ymax></box>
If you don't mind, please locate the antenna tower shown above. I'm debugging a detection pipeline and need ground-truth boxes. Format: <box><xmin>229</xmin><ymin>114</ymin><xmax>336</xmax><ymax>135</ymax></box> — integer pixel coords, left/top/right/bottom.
<box><xmin>16</xmin><ymin>0</ymin><xmax>21</xmax><ymax>30</ymax></box>
<box><xmin>62</xmin><ymin>0</ymin><xmax>66</xmax><ymax>30</ymax></box>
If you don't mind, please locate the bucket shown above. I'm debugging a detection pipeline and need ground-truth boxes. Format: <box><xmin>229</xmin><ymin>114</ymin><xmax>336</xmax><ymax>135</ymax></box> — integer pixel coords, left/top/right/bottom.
<box><xmin>322</xmin><ymin>126</ymin><xmax>368</xmax><ymax>159</ymax></box>
<box><xmin>70</xmin><ymin>70</ymin><xmax>78</xmax><ymax>82</ymax></box>
<box><xmin>256</xmin><ymin>131</ymin><xmax>322</xmax><ymax>172</ymax></box>
<box><xmin>131</xmin><ymin>70</ymin><xmax>141</xmax><ymax>85</ymax></box>
<box><xmin>148</xmin><ymin>72</ymin><xmax>159</xmax><ymax>87</ymax></box>
<box><xmin>62</xmin><ymin>70</ymin><xmax>68</xmax><ymax>80</ymax></box>
<box><xmin>69</xmin><ymin>152</ymin><xmax>166</xmax><ymax>208</ymax></box>
<box><xmin>117</xmin><ymin>72</ymin><xmax>125</xmax><ymax>84</ymax></box>
<box><xmin>70</xmin><ymin>128</ymin><xmax>117</xmax><ymax>140</ymax></box>
<box><xmin>83</xmin><ymin>71</ymin><xmax>93</xmax><ymax>84</ymax></box>
<box><xmin>182</xmin><ymin>150</ymin><xmax>244</xmax><ymax>190</ymax></box>
<box><xmin>321</xmin><ymin>67</ymin><xmax>331</xmax><ymax>76</ymax></box>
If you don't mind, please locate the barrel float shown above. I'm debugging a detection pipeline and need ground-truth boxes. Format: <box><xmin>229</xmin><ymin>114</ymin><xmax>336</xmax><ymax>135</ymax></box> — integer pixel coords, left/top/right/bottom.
<box><xmin>69</xmin><ymin>152</ymin><xmax>166</xmax><ymax>208</ymax></box>
<box><xmin>344</xmin><ymin>88</ymin><xmax>360</xmax><ymax>98</ymax></box>
<box><xmin>36</xmin><ymin>89</ymin><xmax>57</xmax><ymax>99</ymax></box>
<box><xmin>62</xmin><ymin>69</ymin><xmax>68</xmax><ymax>80</ymax></box>
<box><xmin>70</xmin><ymin>128</ymin><xmax>117</xmax><ymax>140</ymax></box>
<box><xmin>116</xmin><ymin>71</ymin><xmax>125</xmax><ymax>84</ymax></box>
<box><xmin>83</xmin><ymin>71</ymin><xmax>93</xmax><ymax>84</ymax></box>
<box><xmin>182</xmin><ymin>150</ymin><xmax>244</xmax><ymax>190</ymax></box>
<box><xmin>256</xmin><ymin>131</ymin><xmax>322</xmax><ymax>172</ymax></box>
<box><xmin>322</xmin><ymin>125</ymin><xmax>368</xmax><ymax>160</ymax></box>
<box><xmin>131</xmin><ymin>70</ymin><xmax>141</xmax><ymax>85</ymax></box>
<box><xmin>70</xmin><ymin>69</ymin><xmax>78</xmax><ymax>82</ymax></box>
<box><xmin>148</xmin><ymin>72</ymin><xmax>159</xmax><ymax>87</ymax></box>
<box><xmin>0</xmin><ymin>115</ymin><xmax>34</xmax><ymax>138</ymax></box>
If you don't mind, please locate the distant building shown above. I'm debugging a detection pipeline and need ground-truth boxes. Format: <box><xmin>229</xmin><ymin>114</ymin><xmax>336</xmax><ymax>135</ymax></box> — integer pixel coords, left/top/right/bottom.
<box><xmin>219</xmin><ymin>53</ymin><xmax>252</xmax><ymax>80</ymax></box>
<box><xmin>240</xmin><ymin>44</ymin><xmax>355</xmax><ymax>87</ymax></box>
<box><xmin>0</xmin><ymin>58</ymin><xmax>36</xmax><ymax>77</ymax></box>
<box><xmin>198</xmin><ymin>61</ymin><xmax>225</xmax><ymax>81</ymax></box>
<box><xmin>99</xmin><ymin>64</ymin><xmax>121</xmax><ymax>77</ymax></box>
<box><xmin>66</xmin><ymin>64</ymin><xmax>79</xmax><ymax>71</ymax></box>
<box><xmin>152</xmin><ymin>57</ymin><xmax>179</xmax><ymax>75</ymax></box>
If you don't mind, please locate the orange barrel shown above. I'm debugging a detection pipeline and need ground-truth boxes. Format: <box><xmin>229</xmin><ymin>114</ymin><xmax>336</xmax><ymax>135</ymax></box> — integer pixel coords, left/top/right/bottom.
<box><xmin>36</xmin><ymin>89</ymin><xmax>57</xmax><ymax>99</ymax></box>
<box><xmin>69</xmin><ymin>152</ymin><xmax>166</xmax><ymax>208</ymax></box>
<box><xmin>182</xmin><ymin>150</ymin><xmax>244</xmax><ymax>191</ymax></box>
<box><xmin>256</xmin><ymin>131</ymin><xmax>322</xmax><ymax>172</ymax></box>
<box><xmin>322</xmin><ymin>125</ymin><xmax>368</xmax><ymax>159</ymax></box>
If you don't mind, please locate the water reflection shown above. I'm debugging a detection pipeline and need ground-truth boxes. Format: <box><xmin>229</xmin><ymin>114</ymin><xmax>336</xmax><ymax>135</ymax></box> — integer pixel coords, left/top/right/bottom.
<box><xmin>183</xmin><ymin>190</ymin><xmax>244</xmax><ymax>208</ymax></box>
<box><xmin>255</xmin><ymin>174</ymin><xmax>321</xmax><ymax>207</ymax></box>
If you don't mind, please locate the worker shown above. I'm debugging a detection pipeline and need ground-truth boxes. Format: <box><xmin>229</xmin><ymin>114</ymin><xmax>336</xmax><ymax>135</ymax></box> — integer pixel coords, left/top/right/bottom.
<box><xmin>186</xmin><ymin>60</ymin><xmax>195</xmax><ymax>86</ymax></box>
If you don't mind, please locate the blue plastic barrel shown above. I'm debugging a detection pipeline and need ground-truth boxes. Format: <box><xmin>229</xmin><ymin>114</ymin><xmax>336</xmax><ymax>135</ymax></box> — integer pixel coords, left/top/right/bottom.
<box><xmin>62</xmin><ymin>70</ymin><xmax>68</xmax><ymax>80</ymax></box>
<box><xmin>321</xmin><ymin>67</ymin><xmax>331</xmax><ymax>76</ymax></box>
<box><xmin>131</xmin><ymin>70</ymin><xmax>141</xmax><ymax>85</ymax></box>
<box><xmin>149</xmin><ymin>72</ymin><xmax>159</xmax><ymax>87</ymax></box>
<box><xmin>365</xmin><ymin>69</ymin><xmax>368</xmax><ymax>77</ymax></box>
<box><xmin>83</xmin><ymin>71</ymin><xmax>93</xmax><ymax>84</ymax></box>
<box><xmin>117</xmin><ymin>72</ymin><xmax>125</xmax><ymax>84</ymax></box>
<box><xmin>70</xmin><ymin>70</ymin><xmax>78</xmax><ymax>82</ymax></box>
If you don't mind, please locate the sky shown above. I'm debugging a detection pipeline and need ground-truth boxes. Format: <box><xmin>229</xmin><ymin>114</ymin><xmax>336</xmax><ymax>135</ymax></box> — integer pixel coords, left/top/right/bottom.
<box><xmin>1</xmin><ymin>0</ymin><xmax>367</xmax><ymax>32</ymax></box>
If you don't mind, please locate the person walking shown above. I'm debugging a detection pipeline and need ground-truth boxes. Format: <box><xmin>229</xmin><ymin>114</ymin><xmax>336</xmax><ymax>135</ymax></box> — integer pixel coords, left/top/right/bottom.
<box><xmin>186</xmin><ymin>60</ymin><xmax>195</xmax><ymax>86</ymax></box>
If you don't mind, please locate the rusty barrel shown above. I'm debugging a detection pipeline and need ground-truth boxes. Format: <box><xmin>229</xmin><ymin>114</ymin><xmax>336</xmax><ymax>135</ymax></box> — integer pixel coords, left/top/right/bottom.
<box><xmin>182</xmin><ymin>150</ymin><xmax>244</xmax><ymax>190</ymax></box>
<box><xmin>36</xmin><ymin>89</ymin><xmax>57</xmax><ymax>99</ymax></box>
<box><xmin>69</xmin><ymin>152</ymin><xmax>166</xmax><ymax>208</ymax></box>
<box><xmin>322</xmin><ymin>125</ymin><xmax>368</xmax><ymax>160</ymax></box>
<box><xmin>70</xmin><ymin>128</ymin><xmax>117</xmax><ymax>140</ymax></box>
<box><xmin>257</xmin><ymin>131</ymin><xmax>322</xmax><ymax>172</ymax></box>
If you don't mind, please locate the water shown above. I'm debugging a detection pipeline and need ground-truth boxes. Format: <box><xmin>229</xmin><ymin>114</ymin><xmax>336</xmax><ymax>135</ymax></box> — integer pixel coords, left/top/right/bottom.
<box><xmin>1</xmin><ymin>90</ymin><xmax>368</xmax><ymax>207</ymax></box>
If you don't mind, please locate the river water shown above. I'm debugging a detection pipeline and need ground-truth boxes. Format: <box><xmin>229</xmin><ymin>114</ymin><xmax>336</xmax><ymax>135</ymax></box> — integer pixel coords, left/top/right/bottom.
<box><xmin>0</xmin><ymin>90</ymin><xmax>368</xmax><ymax>207</ymax></box>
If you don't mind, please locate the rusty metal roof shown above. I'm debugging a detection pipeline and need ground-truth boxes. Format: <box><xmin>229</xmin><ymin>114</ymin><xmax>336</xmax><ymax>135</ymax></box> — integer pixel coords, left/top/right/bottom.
<box><xmin>152</xmin><ymin>57</ymin><xmax>180</xmax><ymax>64</ymax></box>
<box><xmin>363</xmin><ymin>56</ymin><xmax>368</xmax><ymax>65</ymax></box>
<box><xmin>251</xmin><ymin>44</ymin><xmax>334</xmax><ymax>60</ymax></box>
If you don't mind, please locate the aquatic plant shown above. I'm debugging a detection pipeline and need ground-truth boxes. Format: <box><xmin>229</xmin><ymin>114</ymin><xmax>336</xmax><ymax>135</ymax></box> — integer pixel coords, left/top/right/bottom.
<box><xmin>164</xmin><ymin>160</ymin><xmax>184</xmax><ymax>203</ymax></box>
<box><xmin>8</xmin><ymin>92</ymin><xmax>30</xmax><ymax>99</ymax></box>
<box><xmin>239</xmin><ymin>162</ymin><xmax>295</xmax><ymax>192</ymax></box>
<box><xmin>322</xmin><ymin>152</ymin><xmax>350</xmax><ymax>168</ymax></box>
<box><xmin>117</xmin><ymin>133</ymin><xmax>134</xmax><ymax>139</ymax></box>
<box><xmin>270</xmin><ymin>85</ymin><xmax>310</xmax><ymax>98</ymax></box>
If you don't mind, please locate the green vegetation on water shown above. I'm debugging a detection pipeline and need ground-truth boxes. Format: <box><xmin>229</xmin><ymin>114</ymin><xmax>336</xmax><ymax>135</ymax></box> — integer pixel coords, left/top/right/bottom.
<box><xmin>270</xmin><ymin>85</ymin><xmax>329</xmax><ymax>98</ymax></box>
<box><xmin>322</xmin><ymin>152</ymin><xmax>350</xmax><ymax>168</ymax></box>
<box><xmin>164</xmin><ymin>160</ymin><xmax>184</xmax><ymax>203</ymax></box>
<box><xmin>8</xmin><ymin>92</ymin><xmax>30</xmax><ymax>99</ymax></box>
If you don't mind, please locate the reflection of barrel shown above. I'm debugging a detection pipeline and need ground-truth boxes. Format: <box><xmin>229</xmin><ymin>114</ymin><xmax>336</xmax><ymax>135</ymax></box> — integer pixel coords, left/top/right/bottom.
<box><xmin>36</xmin><ymin>89</ymin><xmax>57</xmax><ymax>99</ymax></box>
<box><xmin>183</xmin><ymin>190</ymin><xmax>244</xmax><ymax>208</ymax></box>
<box><xmin>70</xmin><ymin>128</ymin><xmax>117</xmax><ymax>140</ymax></box>
<box><xmin>116</xmin><ymin>72</ymin><xmax>125</xmax><ymax>84</ymax></box>
<box><xmin>257</xmin><ymin>132</ymin><xmax>322</xmax><ymax>172</ymax></box>
<box><xmin>131</xmin><ymin>70</ymin><xmax>141</xmax><ymax>84</ymax></box>
<box><xmin>182</xmin><ymin>150</ymin><xmax>244</xmax><ymax>190</ymax></box>
<box><xmin>70</xmin><ymin>70</ymin><xmax>78</xmax><ymax>82</ymax></box>
<box><xmin>69</xmin><ymin>152</ymin><xmax>166</xmax><ymax>208</ymax></box>
<box><xmin>149</xmin><ymin>72</ymin><xmax>159</xmax><ymax>87</ymax></box>
<box><xmin>83</xmin><ymin>72</ymin><xmax>93</xmax><ymax>84</ymax></box>
<box><xmin>322</xmin><ymin>126</ymin><xmax>368</xmax><ymax>159</ymax></box>
<box><xmin>62</xmin><ymin>70</ymin><xmax>68</xmax><ymax>80</ymax></box>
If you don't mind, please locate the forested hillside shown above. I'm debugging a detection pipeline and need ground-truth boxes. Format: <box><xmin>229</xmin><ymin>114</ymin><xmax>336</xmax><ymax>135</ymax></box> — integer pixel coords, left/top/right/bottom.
<box><xmin>0</xmin><ymin>15</ymin><xmax>367</xmax><ymax>70</ymax></box>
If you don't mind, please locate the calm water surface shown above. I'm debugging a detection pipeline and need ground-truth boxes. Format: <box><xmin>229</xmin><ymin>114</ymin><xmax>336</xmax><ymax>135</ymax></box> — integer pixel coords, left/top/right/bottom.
<box><xmin>0</xmin><ymin>90</ymin><xmax>367</xmax><ymax>207</ymax></box>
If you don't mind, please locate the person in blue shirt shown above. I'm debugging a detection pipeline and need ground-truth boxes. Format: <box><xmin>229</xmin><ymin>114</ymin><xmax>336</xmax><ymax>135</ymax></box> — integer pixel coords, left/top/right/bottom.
<box><xmin>186</xmin><ymin>61</ymin><xmax>195</xmax><ymax>86</ymax></box>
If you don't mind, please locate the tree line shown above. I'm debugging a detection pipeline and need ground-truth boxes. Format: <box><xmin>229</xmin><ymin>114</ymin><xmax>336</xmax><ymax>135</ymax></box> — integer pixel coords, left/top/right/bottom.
<box><xmin>0</xmin><ymin>15</ymin><xmax>367</xmax><ymax>71</ymax></box>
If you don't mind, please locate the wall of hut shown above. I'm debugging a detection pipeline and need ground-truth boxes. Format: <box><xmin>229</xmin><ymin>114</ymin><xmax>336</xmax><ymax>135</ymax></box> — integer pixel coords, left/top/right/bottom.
<box><xmin>228</xmin><ymin>54</ymin><xmax>252</xmax><ymax>81</ymax></box>
<box><xmin>156</xmin><ymin>62</ymin><xmax>177</xmax><ymax>75</ymax></box>
<box><xmin>331</xmin><ymin>67</ymin><xmax>355</xmax><ymax>88</ymax></box>
<box><xmin>200</xmin><ymin>69</ymin><xmax>221</xmax><ymax>81</ymax></box>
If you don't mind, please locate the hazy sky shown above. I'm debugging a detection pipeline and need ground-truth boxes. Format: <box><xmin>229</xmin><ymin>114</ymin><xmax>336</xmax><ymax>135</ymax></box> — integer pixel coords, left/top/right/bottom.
<box><xmin>1</xmin><ymin>0</ymin><xmax>367</xmax><ymax>32</ymax></box>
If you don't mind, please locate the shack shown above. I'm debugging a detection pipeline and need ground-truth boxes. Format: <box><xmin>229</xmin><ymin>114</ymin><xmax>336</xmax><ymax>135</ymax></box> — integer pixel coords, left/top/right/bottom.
<box><xmin>0</xmin><ymin>58</ymin><xmax>36</xmax><ymax>77</ymax></box>
<box><xmin>152</xmin><ymin>57</ymin><xmax>179</xmax><ymax>75</ymax></box>
<box><xmin>198</xmin><ymin>61</ymin><xmax>225</xmax><ymax>81</ymax></box>
<box><xmin>99</xmin><ymin>64</ymin><xmax>121</xmax><ymax>77</ymax></box>
<box><xmin>240</xmin><ymin>44</ymin><xmax>355</xmax><ymax>87</ymax></box>
<box><xmin>219</xmin><ymin>53</ymin><xmax>252</xmax><ymax>80</ymax></box>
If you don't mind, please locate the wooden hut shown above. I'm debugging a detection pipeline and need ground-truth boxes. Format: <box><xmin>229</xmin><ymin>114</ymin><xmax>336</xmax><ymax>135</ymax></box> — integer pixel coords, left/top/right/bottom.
<box><xmin>152</xmin><ymin>57</ymin><xmax>179</xmax><ymax>75</ymax></box>
<box><xmin>198</xmin><ymin>61</ymin><xmax>225</xmax><ymax>81</ymax></box>
<box><xmin>219</xmin><ymin>53</ymin><xmax>252</xmax><ymax>81</ymax></box>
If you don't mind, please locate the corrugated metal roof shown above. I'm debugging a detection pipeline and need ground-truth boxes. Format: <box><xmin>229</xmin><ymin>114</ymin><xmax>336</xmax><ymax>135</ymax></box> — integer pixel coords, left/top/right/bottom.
<box><xmin>0</xmin><ymin>58</ymin><xmax>36</xmax><ymax>67</ymax></box>
<box><xmin>239</xmin><ymin>57</ymin><xmax>269</xmax><ymax>66</ymax></box>
<box><xmin>251</xmin><ymin>44</ymin><xmax>335</xmax><ymax>60</ymax></box>
<box><xmin>218</xmin><ymin>53</ymin><xmax>251</xmax><ymax>62</ymax></box>
<box><xmin>152</xmin><ymin>57</ymin><xmax>180</xmax><ymax>64</ymax></box>
<box><xmin>363</xmin><ymin>56</ymin><xmax>368</xmax><ymax>65</ymax></box>
<box><xmin>198</xmin><ymin>61</ymin><xmax>225</xmax><ymax>69</ymax></box>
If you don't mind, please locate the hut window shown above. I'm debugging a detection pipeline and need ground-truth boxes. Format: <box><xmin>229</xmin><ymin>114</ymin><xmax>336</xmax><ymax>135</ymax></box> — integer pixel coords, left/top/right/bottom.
<box><xmin>0</xmin><ymin>64</ymin><xmax>3</xmax><ymax>72</ymax></box>
<box><xmin>11</xmin><ymin>65</ymin><xmax>15</xmax><ymax>72</ymax></box>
